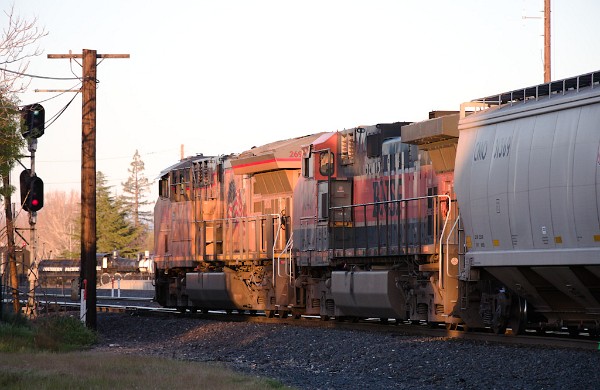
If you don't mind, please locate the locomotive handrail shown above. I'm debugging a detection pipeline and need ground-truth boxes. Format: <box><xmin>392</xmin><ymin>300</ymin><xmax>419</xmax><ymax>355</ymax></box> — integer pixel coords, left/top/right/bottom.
<box><xmin>330</xmin><ymin>194</ymin><xmax>453</xmax><ymax>262</ymax></box>
<box><xmin>445</xmin><ymin>213</ymin><xmax>461</xmax><ymax>284</ymax></box>
<box><xmin>436</xmin><ymin>194</ymin><xmax>452</xmax><ymax>290</ymax></box>
<box><xmin>196</xmin><ymin>213</ymin><xmax>282</xmax><ymax>262</ymax></box>
<box><xmin>277</xmin><ymin>232</ymin><xmax>294</xmax><ymax>283</ymax></box>
<box><xmin>272</xmin><ymin>216</ymin><xmax>282</xmax><ymax>286</ymax></box>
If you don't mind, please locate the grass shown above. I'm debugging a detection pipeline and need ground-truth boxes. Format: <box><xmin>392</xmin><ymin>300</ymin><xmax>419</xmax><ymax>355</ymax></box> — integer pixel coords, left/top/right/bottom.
<box><xmin>0</xmin><ymin>311</ymin><xmax>291</xmax><ymax>389</ymax></box>
<box><xmin>0</xmin><ymin>312</ymin><xmax>96</xmax><ymax>352</ymax></box>
<box><xmin>0</xmin><ymin>352</ymin><xmax>290</xmax><ymax>389</ymax></box>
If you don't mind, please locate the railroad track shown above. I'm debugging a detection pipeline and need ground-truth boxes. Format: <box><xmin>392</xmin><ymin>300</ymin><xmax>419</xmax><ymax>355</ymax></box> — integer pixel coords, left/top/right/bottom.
<box><xmin>14</xmin><ymin>293</ymin><xmax>600</xmax><ymax>352</ymax></box>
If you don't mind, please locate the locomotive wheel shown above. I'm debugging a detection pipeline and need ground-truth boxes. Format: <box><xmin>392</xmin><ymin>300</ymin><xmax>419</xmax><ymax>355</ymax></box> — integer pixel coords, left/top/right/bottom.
<box><xmin>277</xmin><ymin>310</ymin><xmax>289</xmax><ymax>319</ymax></box>
<box><xmin>265</xmin><ymin>310</ymin><xmax>275</xmax><ymax>318</ymax></box>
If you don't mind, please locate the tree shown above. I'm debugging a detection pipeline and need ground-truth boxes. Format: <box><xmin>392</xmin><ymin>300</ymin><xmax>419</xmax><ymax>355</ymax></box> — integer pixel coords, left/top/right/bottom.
<box><xmin>0</xmin><ymin>5</ymin><xmax>46</xmax><ymax>315</ymax></box>
<box><xmin>121</xmin><ymin>150</ymin><xmax>153</xmax><ymax>228</ymax></box>
<box><xmin>0</xmin><ymin>5</ymin><xmax>48</xmax><ymax>94</ymax></box>
<box><xmin>97</xmin><ymin>171</ymin><xmax>141</xmax><ymax>257</ymax></box>
<box><xmin>0</xmin><ymin>95</ymin><xmax>23</xmax><ymax>194</ymax></box>
<box><xmin>31</xmin><ymin>190</ymin><xmax>80</xmax><ymax>259</ymax></box>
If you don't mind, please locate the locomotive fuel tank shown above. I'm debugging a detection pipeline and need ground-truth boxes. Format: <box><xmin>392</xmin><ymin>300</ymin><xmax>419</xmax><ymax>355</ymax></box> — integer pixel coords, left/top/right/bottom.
<box><xmin>455</xmin><ymin>71</ymin><xmax>600</xmax><ymax>329</ymax></box>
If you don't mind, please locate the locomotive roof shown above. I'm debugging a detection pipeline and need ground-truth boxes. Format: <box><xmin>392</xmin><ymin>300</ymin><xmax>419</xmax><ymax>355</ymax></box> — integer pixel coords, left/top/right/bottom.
<box><xmin>158</xmin><ymin>154</ymin><xmax>218</xmax><ymax>178</ymax></box>
<box><xmin>474</xmin><ymin>69</ymin><xmax>600</xmax><ymax>106</ymax></box>
<box><xmin>231</xmin><ymin>132</ymin><xmax>326</xmax><ymax>175</ymax></box>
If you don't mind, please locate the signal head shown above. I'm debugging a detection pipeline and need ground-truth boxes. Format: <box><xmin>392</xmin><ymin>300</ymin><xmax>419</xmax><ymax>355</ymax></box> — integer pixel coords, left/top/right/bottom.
<box><xmin>21</xmin><ymin>103</ymin><xmax>45</xmax><ymax>139</ymax></box>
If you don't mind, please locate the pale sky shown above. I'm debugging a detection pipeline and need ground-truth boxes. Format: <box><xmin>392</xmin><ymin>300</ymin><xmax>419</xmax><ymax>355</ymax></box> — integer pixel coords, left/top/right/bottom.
<box><xmin>8</xmin><ymin>0</ymin><xmax>600</xmax><ymax>207</ymax></box>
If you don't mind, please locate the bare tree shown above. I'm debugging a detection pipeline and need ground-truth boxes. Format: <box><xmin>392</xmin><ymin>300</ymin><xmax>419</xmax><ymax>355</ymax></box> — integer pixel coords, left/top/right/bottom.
<box><xmin>31</xmin><ymin>190</ymin><xmax>80</xmax><ymax>259</ymax></box>
<box><xmin>0</xmin><ymin>4</ymin><xmax>48</xmax><ymax>94</ymax></box>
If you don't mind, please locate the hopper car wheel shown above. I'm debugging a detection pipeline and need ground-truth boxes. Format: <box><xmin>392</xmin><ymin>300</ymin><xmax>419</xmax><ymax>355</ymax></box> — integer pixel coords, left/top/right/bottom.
<box><xmin>508</xmin><ymin>297</ymin><xmax>528</xmax><ymax>335</ymax></box>
<box><xmin>380</xmin><ymin>318</ymin><xmax>389</xmax><ymax>324</ymax></box>
<box><xmin>177</xmin><ymin>307</ymin><xmax>186</xmax><ymax>314</ymax></box>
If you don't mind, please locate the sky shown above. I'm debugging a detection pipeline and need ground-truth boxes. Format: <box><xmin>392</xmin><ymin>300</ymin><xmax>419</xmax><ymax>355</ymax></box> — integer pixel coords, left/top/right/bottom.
<box><xmin>7</xmin><ymin>0</ymin><xmax>600</xmax><ymax>208</ymax></box>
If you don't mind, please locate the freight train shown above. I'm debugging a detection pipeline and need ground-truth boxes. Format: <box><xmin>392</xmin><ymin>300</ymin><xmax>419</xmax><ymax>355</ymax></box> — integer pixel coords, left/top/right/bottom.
<box><xmin>154</xmin><ymin>70</ymin><xmax>600</xmax><ymax>335</ymax></box>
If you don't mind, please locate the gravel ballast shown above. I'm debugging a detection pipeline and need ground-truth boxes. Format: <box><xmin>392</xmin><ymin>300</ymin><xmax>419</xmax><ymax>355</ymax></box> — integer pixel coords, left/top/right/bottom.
<box><xmin>93</xmin><ymin>312</ymin><xmax>600</xmax><ymax>389</ymax></box>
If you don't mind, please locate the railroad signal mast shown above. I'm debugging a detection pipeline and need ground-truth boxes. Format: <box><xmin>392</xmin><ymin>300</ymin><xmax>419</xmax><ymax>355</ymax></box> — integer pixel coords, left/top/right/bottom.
<box><xmin>19</xmin><ymin>103</ymin><xmax>46</xmax><ymax>317</ymax></box>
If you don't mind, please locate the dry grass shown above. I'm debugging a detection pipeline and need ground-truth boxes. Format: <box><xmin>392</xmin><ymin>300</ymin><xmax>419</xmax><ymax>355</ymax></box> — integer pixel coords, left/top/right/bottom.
<box><xmin>0</xmin><ymin>351</ymin><xmax>291</xmax><ymax>389</ymax></box>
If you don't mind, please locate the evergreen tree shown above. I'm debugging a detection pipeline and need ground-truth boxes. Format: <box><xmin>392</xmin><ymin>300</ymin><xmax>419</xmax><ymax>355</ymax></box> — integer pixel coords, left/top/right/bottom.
<box><xmin>96</xmin><ymin>171</ymin><xmax>141</xmax><ymax>257</ymax></box>
<box><xmin>121</xmin><ymin>150</ymin><xmax>153</xmax><ymax>228</ymax></box>
<box><xmin>0</xmin><ymin>95</ymin><xmax>24</xmax><ymax>201</ymax></box>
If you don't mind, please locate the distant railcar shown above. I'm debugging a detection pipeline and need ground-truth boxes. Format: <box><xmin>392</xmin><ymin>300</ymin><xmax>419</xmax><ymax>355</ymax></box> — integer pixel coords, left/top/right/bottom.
<box><xmin>38</xmin><ymin>253</ymin><xmax>142</xmax><ymax>287</ymax></box>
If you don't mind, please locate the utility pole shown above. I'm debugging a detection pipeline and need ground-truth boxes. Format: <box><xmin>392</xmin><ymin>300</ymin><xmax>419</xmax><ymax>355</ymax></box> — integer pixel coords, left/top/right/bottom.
<box><xmin>48</xmin><ymin>49</ymin><xmax>129</xmax><ymax>329</ymax></box>
<box><xmin>523</xmin><ymin>0</ymin><xmax>551</xmax><ymax>83</ymax></box>
<box><xmin>544</xmin><ymin>0</ymin><xmax>551</xmax><ymax>83</ymax></box>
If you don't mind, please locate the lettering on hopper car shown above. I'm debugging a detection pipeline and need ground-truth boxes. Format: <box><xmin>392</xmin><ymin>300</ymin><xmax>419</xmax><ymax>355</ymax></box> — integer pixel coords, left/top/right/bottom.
<box><xmin>493</xmin><ymin>137</ymin><xmax>512</xmax><ymax>159</ymax></box>
<box><xmin>473</xmin><ymin>141</ymin><xmax>488</xmax><ymax>161</ymax></box>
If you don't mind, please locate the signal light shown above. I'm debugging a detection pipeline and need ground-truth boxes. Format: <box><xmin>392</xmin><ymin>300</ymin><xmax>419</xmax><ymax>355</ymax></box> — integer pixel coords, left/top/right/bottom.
<box><xmin>21</xmin><ymin>103</ymin><xmax>45</xmax><ymax>139</ymax></box>
<box><xmin>19</xmin><ymin>170</ymin><xmax>44</xmax><ymax>212</ymax></box>
<box><xmin>27</xmin><ymin>176</ymin><xmax>44</xmax><ymax>212</ymax></box>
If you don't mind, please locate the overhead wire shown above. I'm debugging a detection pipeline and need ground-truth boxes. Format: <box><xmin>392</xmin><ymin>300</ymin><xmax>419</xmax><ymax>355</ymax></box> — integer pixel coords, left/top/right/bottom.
<box><xmin>43</xmin><ymin>89</ymin><xmax>81</xmax><ymax>129</ymax></box>
<box><xmin>1</xmin><ymin>67</ymin><xmax>81</xmax><ymax>81</ymax></box>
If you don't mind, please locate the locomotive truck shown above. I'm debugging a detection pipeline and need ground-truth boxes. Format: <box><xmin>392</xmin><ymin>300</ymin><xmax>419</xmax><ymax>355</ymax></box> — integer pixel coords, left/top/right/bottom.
<box><xmin>154</xmin><ymin>70</ymin><xmax>600</xmax><ymax>335</ymax></box>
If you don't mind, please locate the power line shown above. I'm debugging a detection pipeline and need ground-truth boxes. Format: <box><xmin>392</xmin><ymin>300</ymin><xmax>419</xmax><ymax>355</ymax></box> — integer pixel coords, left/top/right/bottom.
<box><xmin>1</xmin><ymin>67</ymin><xmax>81</xmax><ymax>81</ymax></box>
